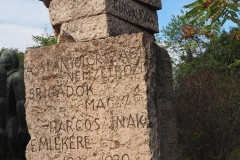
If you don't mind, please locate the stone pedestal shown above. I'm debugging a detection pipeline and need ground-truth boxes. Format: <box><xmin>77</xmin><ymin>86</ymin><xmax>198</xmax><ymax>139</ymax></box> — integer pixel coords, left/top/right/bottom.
<box><xmin>43</xmin><ymin>0</ymin><xmax>160</xmax><ymax>43</ymax></box>
<box><xmin>49</xmin><ymin>0</ymin><xmax>158</xmax><ymax>32</ymax></box>
<box><xmin>25</xmin><ymin>33</ymin><xmax>177</xmax><ymax>160</ymax></box>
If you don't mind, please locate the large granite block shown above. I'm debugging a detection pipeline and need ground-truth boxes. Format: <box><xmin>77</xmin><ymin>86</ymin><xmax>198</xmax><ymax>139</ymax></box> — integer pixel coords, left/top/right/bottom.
<box><xmin>24</xmin><ymin>33</ymin><xmax>177</xmax><ymax>160</ymax></box>
<box><xmin>57</xmin><ymin>14</ymin><xmax>149</xmax><ymax>43</ymax></box>
<box><xmin>49</xmin><ymin>0</ymin><xmax>158</xmax><ymax>33</ymax></box>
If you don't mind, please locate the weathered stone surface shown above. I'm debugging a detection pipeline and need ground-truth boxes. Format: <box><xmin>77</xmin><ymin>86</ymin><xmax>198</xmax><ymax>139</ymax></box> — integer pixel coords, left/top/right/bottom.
<box><xmin>49</xmin><ymin>0</ymin><xmax>158</xmax><ymax>33</ymax></box>
<box><xmin>42</xmin><ymin>0</ymin><xmax>161</xmax><ymax>10</ymax></box>
<box><xmin>25</xmin><ymin>33</ymin><xmax>177</xmax><ymax>160</ymax></box>
<box><xmin>106</xmin><ymin>0</ymin><xmax>158</xmax><ymax>32</ymax></box>
<box><xmin>58</xmin><ymin>14</ymin><xmax>149</xmax><ymax>43</ymax></box>
<box><xmin>154</xmin><ymin>47</ymin><xmax>178</xmax><ymax>160</ymax></box>
<box><xmin>49</xmin><ymin>0</ymin><xmax>104</xmax><ymax>24</ymax></box>
<box><xmin>133</xmin><ymin>0</ymin><xmax>162</xmax><ymax>9</ymax></box>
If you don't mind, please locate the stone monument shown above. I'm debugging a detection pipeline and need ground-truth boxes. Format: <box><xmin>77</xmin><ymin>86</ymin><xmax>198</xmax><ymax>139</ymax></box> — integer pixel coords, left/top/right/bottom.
<box><xmin>25</xmin><ymin>0</ymin><xmax>177</xmax><ymax>159</ymax></box>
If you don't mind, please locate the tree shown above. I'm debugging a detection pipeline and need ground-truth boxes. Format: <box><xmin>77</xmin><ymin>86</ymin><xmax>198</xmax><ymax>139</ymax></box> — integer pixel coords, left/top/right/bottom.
<box><xmin>158</xmin><ymin>8</ymin><xmax>240</xmax><ymax>159</ymax></box>
<box><xmin>176</xmin><ymin>67</ymin><xmax>240</xmax><ymax>160</ymax></box>
<box><xmin>174</xmin><ymin>30</ymin><xmax>240</xmax><ymax>160</ymax></box>
<box><xmin>182</xmin><ymin>0</ymin><xmax>240</xmax><ymax>39</ymax></box>
<box><xmin>157</xmin><ymin>12</ymin><xmax>210</xmax><ymax>68</ymax></box>
<box><xmin>158</xmin><ymin>3</ymin><xmax>240</xmax><ymax>67</ymax></box>
<box><xmin>31</xmin><ymin>35</ymin><xmax>57</xmax><ymax>48</ymax></box>
<box><xmin>204</xmin><ymin>28</ymin><xmax>240</xmax><ymax>67</ymax></box>
<box><xmin>31</xmin><ymin>28</ymin><xmax>57</xmax><ymax>48</ymax></box>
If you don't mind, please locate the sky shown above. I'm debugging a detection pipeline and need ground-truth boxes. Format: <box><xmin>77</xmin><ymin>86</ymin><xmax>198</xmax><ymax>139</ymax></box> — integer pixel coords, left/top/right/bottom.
<box><xmin>0</xmin><ymin>0</ymin><xmax>222</xmax><ymax>52</ymax></box>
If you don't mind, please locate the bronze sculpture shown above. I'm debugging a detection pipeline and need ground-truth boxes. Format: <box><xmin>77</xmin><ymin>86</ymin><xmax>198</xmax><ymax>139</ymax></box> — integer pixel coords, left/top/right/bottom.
<box><xmin>0</xmin><ymin>65</ymin><xmax>7</xmax><ymax>160</ymax></box>
<box><xmin>0</xmin><ymin>50</ymin><xmax>30</xmax><ymax>160</ymax></box>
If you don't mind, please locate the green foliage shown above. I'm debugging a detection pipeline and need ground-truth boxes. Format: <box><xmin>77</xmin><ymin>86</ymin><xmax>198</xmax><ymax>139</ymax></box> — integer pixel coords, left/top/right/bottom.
<box><xmin>203</xmin><ymin>28</ymin><xmax>240</xmax><ymax>73</ymax></box>
<box><xmin>176</xmin><ymin>66</ymin><xmax>240</xmax><ymax>160</ymax></box>
<box><xmin>229</xmin><ymin>149</ymin><xmax>240</xmax><ymax>160</ymax></box>
<box><xmin>31</xmin><ymin>35</ymin><xmax>57</xmax><ymax>48</ymax></box>
<box><xmin>175</xmin><ymin>55</ymin><xmax>227</xmax><ymax>78</ymax></box>
<box><xmin>161</xmin><ymin>10</ymin><xmax>240</xmax><ymax>159</ymax></box>
<box><xmin>31</xmin><ymin>28</ymin><xmax>57</xmax><ymax>48</ymax></box>
<box><xmin>17</xmin><ymin>52</ymin><xmax>24</xmax><ymax>70</ymax></box>
<box><xmin>157</xmin><ymin>10</ymin><xmax>218</xmax><ymax>65</ymax></box>
<box><xmin>183</xmin><ymin>0</ymin><xmax>240</xmax><ymax>35</ymax></box>
<box><xmin>174</xmin><ymin>30</ymin><xmax>240</xmax><ymax>160</ymax></box>
<box><xmin>229</xmin><ymin>59</ymin><xmax>240</xmax><ymax>68</ymax></box>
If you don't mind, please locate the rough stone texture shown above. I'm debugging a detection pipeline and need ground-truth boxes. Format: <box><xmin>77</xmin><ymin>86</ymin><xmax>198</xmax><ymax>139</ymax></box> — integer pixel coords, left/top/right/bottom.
<box><xmin>58</xmin><ymin>14</ymin><xmax>149</xmax><ymax>43</ymax></box>
<box><xmin>133</xmin><ymin>0</ymin><xmax>162</xmax><ymax>9</ymax></box>
<box><xmin>49</xmin><ymin>0</ymin><xmax>158</xmax><ymax>33</ymax></box>
<box><xmin>25</xmin><ymin>33</ymin><xmax>177</xmax><ymax>160</ymax></box>
<box><xmin>49</xmin><ymin>0</ymin><xmax>105</xmax><ymax>25</ymax></box>
<box><xmin>41</xmin><ymin>0</ymin><xmax>161</xmax><ymax>10</ymax></box>
<box><xmin>154</xmin><ymin>45</ymin><xmax>178</xmax><ymax>160</ymax></box>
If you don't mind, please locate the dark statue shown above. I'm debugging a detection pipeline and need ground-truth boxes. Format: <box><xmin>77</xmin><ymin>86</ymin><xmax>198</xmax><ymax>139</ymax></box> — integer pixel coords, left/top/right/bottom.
<box><xmin>0</xmin><ymin>50</ymin><xmax>30</xmax><ymax>160</ymax></box>
<box><xmin>0</xmin><ymin>65</ymin><xmax>7</xmax><ymax>160</ymax></box>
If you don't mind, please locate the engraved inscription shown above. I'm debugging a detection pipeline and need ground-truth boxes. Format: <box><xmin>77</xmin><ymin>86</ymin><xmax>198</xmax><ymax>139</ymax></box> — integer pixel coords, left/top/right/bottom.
<box><xmin>49</xmin><ymin>118</ymin><xmax>100</xmax><ymax>133</ymax></box>
<box><xmin>110</xmin><ymin>0</ymin><xmax>155</xmax><ymax>25</ymax></box>
<box><xmin>25</xmin><ymin>35</ymin><xmax>176</xmax><ymax>160</ymax></box>
<box><xmin>110</xmin><ymin>114</ymin><xmax>147</xmax><ymax>129</ymax></box>
<box><xmin>28</xmin><ymin>83</ymin><xmax>93</xmax><ymax>100</ymax></box>
<box><xmin>26</xmin><ymin>48</ymin><xmax>147</xmax><ymax>159</ymax></box>
<box><xmin>30</xmin><ymin>135</ymin><xmax>91</xmax><ymax>152</ymax></box>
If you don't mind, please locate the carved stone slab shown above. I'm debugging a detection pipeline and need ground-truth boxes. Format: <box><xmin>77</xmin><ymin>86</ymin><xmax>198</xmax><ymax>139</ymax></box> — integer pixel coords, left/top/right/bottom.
<box><xmin>57</xmin><ymin>14</ymin><xmax>149</xmax><ymax>43</ymax></box>
<box><xmin>24</xmin><ymin>33</ymin><xmax>177</xmax><ymax>160</ymax></box>
<box><xmin>49</xmin><ymin>0</ymin><xmax>158</xmax><ymax>33</ymax></box>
